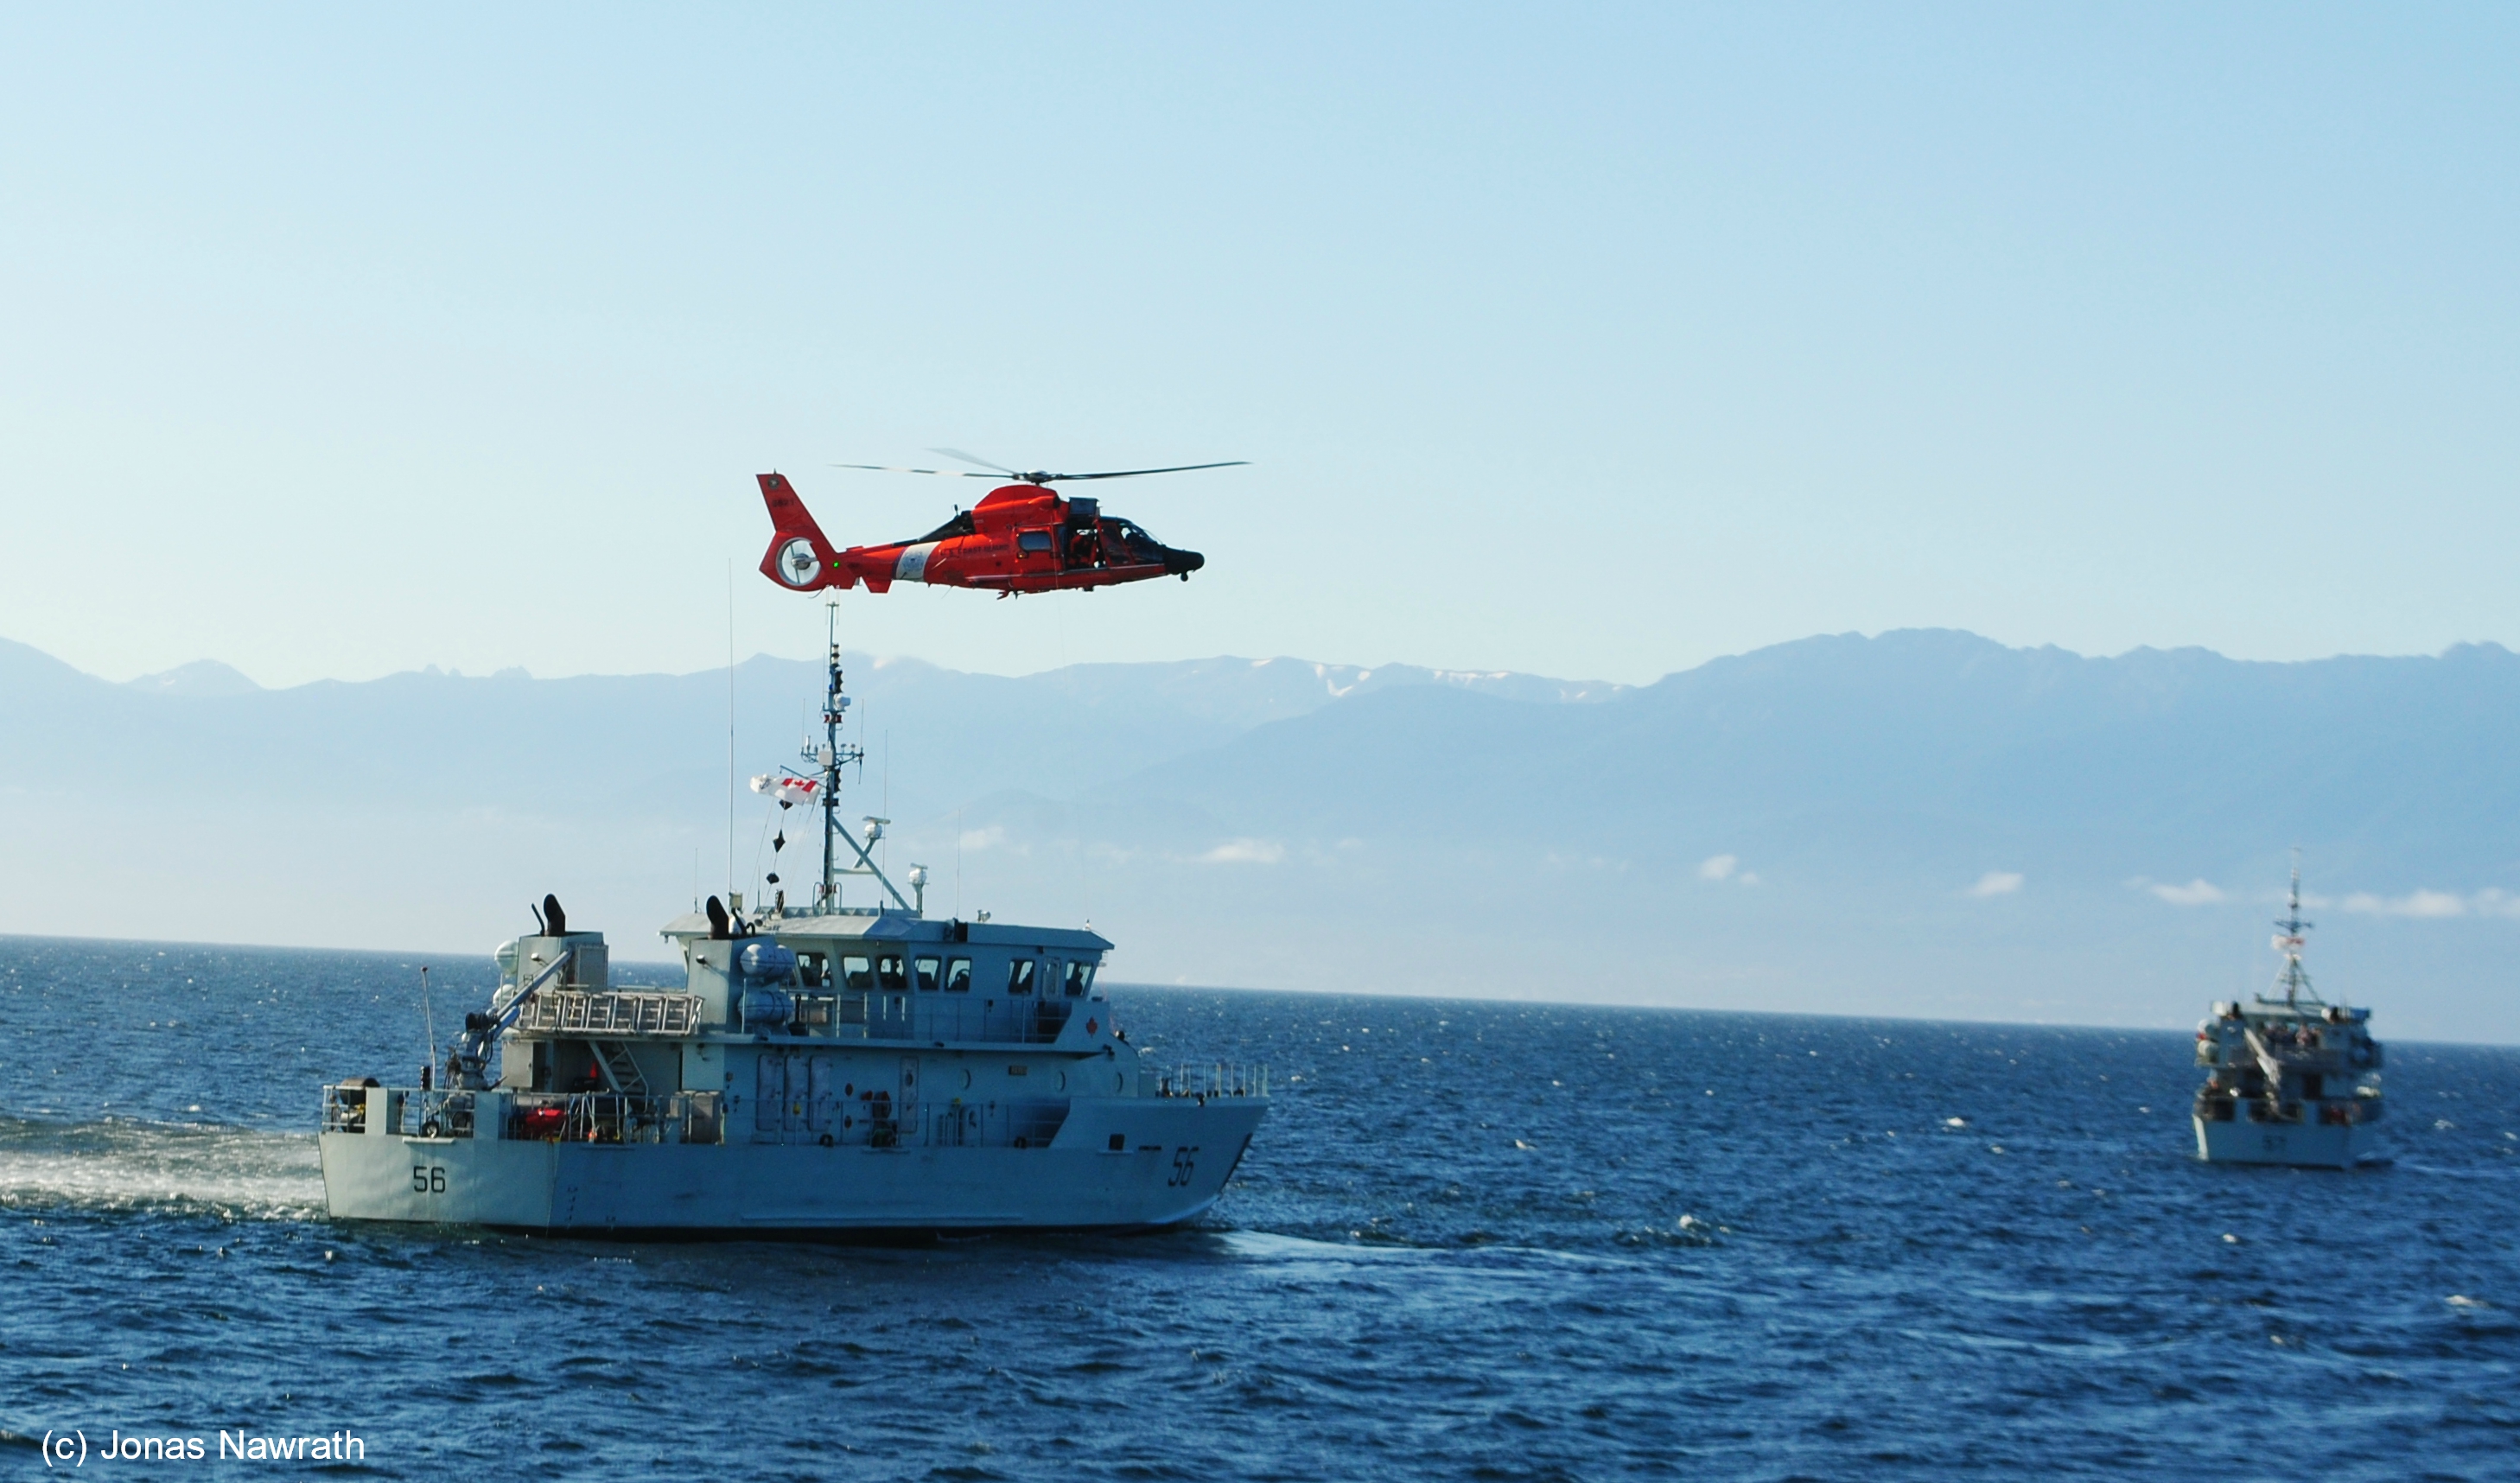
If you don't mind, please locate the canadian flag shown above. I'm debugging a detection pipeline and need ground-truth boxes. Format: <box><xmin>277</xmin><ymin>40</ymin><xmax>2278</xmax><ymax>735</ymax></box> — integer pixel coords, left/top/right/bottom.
<box><xmin>749</xmin><ymin>773</ymin><xmax>822</xmax><ymax>807</ymax></box>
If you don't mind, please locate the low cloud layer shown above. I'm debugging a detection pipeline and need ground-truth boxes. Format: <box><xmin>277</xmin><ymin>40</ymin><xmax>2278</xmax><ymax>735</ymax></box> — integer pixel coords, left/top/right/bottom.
<box><xmin>1968</xmin><ymin>871</ymin><xmax>2023</xmax><ymax>898</ymax></box>
<box><xmin>2129</xmin><ymin>876</ymin><xmax>2520</xmax><ymax>920</ymax></box>
<box><xmin>2337</xmin><ymin>888</ymin><xmax>2520</xmax><ymax>920</ymax></box>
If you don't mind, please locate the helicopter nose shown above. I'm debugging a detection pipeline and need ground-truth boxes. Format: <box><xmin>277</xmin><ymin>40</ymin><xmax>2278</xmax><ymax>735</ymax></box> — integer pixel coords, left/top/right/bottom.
<box><xmin>1165</xmin><ymin>549</ymin><xmax>1205</xmax><ymax>576</ymax></box>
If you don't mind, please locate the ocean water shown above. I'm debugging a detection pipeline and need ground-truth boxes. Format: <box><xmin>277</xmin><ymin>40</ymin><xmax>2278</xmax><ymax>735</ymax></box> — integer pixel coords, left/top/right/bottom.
<box><xmin>2</xmin><ymin>935</ymin><xmax>2516</xmax><ymax>1480</ymax></box>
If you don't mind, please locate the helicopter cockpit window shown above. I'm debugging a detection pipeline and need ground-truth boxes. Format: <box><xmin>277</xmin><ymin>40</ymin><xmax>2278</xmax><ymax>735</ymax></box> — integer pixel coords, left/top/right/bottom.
<box><xmin>1016</xmin><ymin>530</ymin><xmax>1053</xmax><ymax>553</ymax></box>
<box><xmin>914</xmin><ymin>511</ymin><xmax>977</xmax><ymax>544</ymax></box>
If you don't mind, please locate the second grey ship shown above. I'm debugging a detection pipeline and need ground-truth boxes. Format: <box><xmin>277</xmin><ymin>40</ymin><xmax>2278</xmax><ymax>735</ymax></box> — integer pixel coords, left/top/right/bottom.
<box><xmin>2192</xmin><ymin>862</ymin><xmax>2383</xmax><ymax>1168</ymax></box>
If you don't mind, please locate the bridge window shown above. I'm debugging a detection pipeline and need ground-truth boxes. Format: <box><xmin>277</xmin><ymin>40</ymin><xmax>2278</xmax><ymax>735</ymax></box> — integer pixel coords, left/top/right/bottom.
<box><xmin>841</xmin><ymin>956</ymin><xmax>873</xmax><ymax>991</ymax></box>
<box><xmin>1063</xmin><ymin>961</ymin><xmax>1095</xmax><ymax>997</ymax></box>
<box><xmin>1008</xmin><ymin>958</ymin><xmax>1036</xmax><ymax>996</ymax></box>
<box><xmin>914</xmin><ymin>956</ymin><xmax>940</xmax><ymax>992</ymax></box>
<box><xmin>876</xmin><ymin>954</ymin><xmax>907</xmax><ymax>992</ymax></box>
<box><xmin>799</xmin><ymin>952</ymin><xmax>827</xmax><ymax>989</ymax></box>
<box><xmin>944</xmin><ymin>958</ymin><xmax>972</xmax><ymax>993</ymax></box>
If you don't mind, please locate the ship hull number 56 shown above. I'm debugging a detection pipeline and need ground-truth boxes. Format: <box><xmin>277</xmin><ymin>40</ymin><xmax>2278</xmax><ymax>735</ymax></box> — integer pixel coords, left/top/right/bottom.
<box><xmin>411</xmin><ymin>1166</ymin><xmax>448</xmax><ymax>1194</ymax></box>
<box><xmin>1166</xmin><ymin>1146</ymin><xmax>1201</xmax><ymax>1187</ymax></box>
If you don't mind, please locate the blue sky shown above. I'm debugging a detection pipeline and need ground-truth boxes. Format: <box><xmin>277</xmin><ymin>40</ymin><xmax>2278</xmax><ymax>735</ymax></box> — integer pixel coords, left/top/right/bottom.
<box><xmin>3</xmin><ymin>4</ymin><xmax>2515</xmax><ymax>687</ymax></box>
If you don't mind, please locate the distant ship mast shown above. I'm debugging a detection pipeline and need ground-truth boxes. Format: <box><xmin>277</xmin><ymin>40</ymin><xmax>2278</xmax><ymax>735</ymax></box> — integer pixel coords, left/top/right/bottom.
<box><xmin>2265</xmin><ymin>850</ymin><xmax>2322</xmax><ymax>1008</ymax></box>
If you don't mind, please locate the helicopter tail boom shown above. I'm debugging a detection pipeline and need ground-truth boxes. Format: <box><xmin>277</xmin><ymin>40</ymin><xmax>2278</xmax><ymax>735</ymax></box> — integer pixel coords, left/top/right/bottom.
<box><xmin>757</xmin><ymin>472</ymin><xmax>848</xmax><ymax>591</ymax></box>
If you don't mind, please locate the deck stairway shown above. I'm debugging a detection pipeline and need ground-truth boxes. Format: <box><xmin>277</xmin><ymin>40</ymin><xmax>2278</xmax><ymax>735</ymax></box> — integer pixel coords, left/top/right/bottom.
<box><xmin>595</xmin><ymin>1041</ymin><xmax>649</xmax><ymax>1095</ymax></box>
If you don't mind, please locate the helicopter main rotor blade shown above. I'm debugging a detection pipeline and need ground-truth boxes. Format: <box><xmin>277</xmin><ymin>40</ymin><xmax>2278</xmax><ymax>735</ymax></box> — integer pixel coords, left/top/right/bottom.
<box><xmin>829</xmin><ymin>462</ymin><xmax>1002</xmax><ymax>479</ymax></box>
<box><xmin>1042</xmin><ymin>461</ymin><xmax>1251</xmax><ymax>481</ymax></box>
<box><xmin>830</xmin><ymin>457</ymin><xmax>1250</xmax><ymax>485</ymax></box>
<box><xmin>927</xmin><ymin>447</ymin><xmax>1021</xmax><ymax>475</ymax></box>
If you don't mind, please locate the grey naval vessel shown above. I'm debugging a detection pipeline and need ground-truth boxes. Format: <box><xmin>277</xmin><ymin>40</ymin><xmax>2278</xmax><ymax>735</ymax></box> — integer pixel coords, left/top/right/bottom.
<box><xmin>319</xmin><ymin>627</ymin><xmax>1268</xmax><ymax>1235</ymax></box>
<box><xmin>2192</xmin><ymin>862</ymin><xmax>2383</xmax><ymax>1168</ymax></box>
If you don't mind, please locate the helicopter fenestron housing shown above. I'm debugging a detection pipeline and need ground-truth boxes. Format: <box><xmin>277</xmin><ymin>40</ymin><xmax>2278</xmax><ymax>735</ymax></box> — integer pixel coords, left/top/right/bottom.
<box><xmin>755</xmin><ymin>449</ymin><xmax>1244</xmax><ymax>596</ymax></box>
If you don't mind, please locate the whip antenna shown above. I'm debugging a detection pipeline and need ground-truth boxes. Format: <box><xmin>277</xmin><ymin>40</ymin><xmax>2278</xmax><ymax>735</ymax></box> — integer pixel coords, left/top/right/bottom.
<box><xmin>418</xmin><ymin>965</ymin><xmax>437</xmax><ymax>1089</ymax></box>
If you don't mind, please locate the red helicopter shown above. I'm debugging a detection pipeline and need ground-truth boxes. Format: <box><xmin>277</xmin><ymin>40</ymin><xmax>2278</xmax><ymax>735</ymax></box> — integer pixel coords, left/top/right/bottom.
<box><xmin>755</xmin><ymin>450</ymin><xmax>1241</xmax><ymax>596</ymax></box>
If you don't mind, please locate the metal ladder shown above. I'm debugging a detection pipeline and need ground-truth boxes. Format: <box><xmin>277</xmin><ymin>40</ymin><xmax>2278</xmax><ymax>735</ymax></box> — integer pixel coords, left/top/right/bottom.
<box><xmin>594</xmin><ymin>1041</ymin><xmax>648</xmax><ymax>1096</ymax></box>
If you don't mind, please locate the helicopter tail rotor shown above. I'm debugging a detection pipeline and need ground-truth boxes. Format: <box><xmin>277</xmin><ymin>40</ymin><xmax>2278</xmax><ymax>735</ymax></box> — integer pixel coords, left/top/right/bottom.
<box><xmin>757</xmin><ymin>472</ymin><xmax>848</xmax><ymax>592</ymax></box>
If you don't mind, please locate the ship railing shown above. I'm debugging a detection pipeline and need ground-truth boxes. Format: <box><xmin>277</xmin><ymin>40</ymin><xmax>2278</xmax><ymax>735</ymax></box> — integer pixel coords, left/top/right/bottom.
<box><xmin>317</xmin><ymin>1085</ymin><xmax>473</xmax><ymax>1138</ymax></box>
<box><xmin>507</xmin><ymin>1090</ymin><xmax>723</xmax><ymax>1145</ymax></box>
<box><xmin>321</xmin><ymin>1083</ymin><xmax>373</xmax><ymax>1133</ymax></box>
<box><xmin>402</xmin><ymin>1089</ymin><xmax>477</xmax><ymax>1139</ymax></box>
<box><xmin>512</xmin><ymin>990</ymin><xmax>702</xmax><ymax>1037</ymax></box>
<box><xmin>1156</xmin><ymin>1063</ymin><xmax>1270</xmax><ymax>1099</ymax></box>
<box><xmin>320</xmin><ymin>1086</ymin><xmax>726</xmax><ymax>1144</ymax></box>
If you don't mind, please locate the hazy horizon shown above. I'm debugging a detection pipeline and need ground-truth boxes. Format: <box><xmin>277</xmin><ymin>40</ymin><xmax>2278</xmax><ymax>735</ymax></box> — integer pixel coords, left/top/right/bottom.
<box><xmin>34</xmin><ymin>628</ymin><xmax>2520</xmax><ymax>693</ymax></box>
<box><xmin>9</xmin><ymin>624</ymin><xmax>2517</xmax><ymax>1042</ymax></box>
<box><xmin>11</xmin><ymin>925</ymin><xmax>2487</xmax><ymax>1046</ymax></box>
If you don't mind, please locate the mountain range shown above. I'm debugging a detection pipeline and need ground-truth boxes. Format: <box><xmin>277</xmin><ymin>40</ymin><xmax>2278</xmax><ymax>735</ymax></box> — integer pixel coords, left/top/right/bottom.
<box><xmin>3</xmin><ymin>630</ymin><xmax>2514</xmax><ymax>1040</ymax></box>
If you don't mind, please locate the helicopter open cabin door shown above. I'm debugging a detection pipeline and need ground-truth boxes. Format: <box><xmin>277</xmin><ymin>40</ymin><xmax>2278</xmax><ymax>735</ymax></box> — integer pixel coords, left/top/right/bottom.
<box><xmin>1064</xmin><ymin>496</ymin><xmax>1100</xmax><ymax>570</ymax></box>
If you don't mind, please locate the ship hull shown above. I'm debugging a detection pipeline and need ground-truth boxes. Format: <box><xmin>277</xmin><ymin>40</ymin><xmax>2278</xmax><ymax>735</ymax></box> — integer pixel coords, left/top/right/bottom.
<box><xmin>2193</xmin><ymin>1114</ymin><xmax>2374</xmax><ymax>1169</ymax></box>
<box><xmin>320</xmin><ymin>1099</ymin><xmax>1263</xmax><ymax>1235</ymax></box>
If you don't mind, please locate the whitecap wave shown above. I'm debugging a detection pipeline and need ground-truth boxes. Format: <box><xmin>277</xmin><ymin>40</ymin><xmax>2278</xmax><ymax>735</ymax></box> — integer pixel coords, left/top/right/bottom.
<box><xmin>2394</xmin><ymin>1160</ymin><xmax>2520</xmax><ymax>1182</ymax></box>
<box><xmin>0</xmin><ymin>1114</ymin><xmax>323</xmax><ymax>1219</ymax></box>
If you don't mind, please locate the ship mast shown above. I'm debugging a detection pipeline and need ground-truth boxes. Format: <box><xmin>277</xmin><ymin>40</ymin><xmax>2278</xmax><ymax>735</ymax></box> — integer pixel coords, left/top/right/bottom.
<box><xmin>807</xmin><ymin>599</ymin><xmax>919</xmax><ymax>916</ymax></box>
<box><xmin>2267</xmin><ymin>850</ymin><xmax>2322</xmax><ymax>1007</ymax></box>
<box><xmin>814</xmin><ymin>599</ymin><xmax>860</xmax><ymax>910</ymax></box>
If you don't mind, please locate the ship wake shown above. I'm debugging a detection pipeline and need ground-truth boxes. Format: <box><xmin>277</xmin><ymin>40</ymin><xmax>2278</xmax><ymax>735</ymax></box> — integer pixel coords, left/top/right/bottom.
<box><xmin>0</xmin><ymin>1113</ymin><xmax>323</xmax><ymax>1219</ymax></box>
